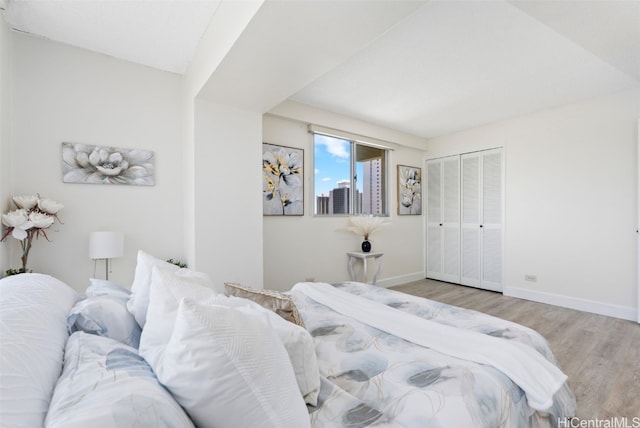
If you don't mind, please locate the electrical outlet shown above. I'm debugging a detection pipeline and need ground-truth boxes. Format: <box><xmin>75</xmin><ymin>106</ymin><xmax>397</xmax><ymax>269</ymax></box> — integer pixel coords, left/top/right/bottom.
<box><xmin>524</xmin><ymin>274</ymin><xmax>537</xmax><ymax>282</ymax></box>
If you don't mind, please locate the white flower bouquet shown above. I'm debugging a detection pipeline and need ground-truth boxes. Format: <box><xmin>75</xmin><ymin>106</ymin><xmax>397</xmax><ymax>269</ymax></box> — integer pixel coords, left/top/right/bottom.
<box><xmin>1</xmin><ymin>194</ymin><xmax>64</xmax><ymax>275</ymax></box>
<box><xmin>345</xmin><ymin>215</ymin><xmax>388</xmax><ymax>242</ymax></box>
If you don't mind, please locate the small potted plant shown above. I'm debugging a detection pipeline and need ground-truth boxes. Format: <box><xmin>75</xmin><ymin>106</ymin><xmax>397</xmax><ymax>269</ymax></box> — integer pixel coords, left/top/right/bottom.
<box><xmin>344</xmin><ymin>215</ymin><xmax>388</xmax><ymax>253</ymax></box>
<box><xmin>166</xmin><ymin>259</ymin><xmax>187</xmax><ymax>268</ymax></box>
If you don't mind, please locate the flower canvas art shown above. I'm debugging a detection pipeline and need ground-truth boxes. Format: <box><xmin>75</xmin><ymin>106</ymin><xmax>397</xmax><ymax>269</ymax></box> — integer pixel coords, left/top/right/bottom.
<box><xmin>262</xmin><ymin>143</ymin><xmax>304</xmax><ymax>216</ymax></box>
<box><xmin>398</xmin><ymin>165</ymin><xmax>422</xmax><ymax>215</ymax></box>
<box><xmin>62</xmin><ymin>143</ymin><xmax>155</xmax><ymax>186</ymax></box>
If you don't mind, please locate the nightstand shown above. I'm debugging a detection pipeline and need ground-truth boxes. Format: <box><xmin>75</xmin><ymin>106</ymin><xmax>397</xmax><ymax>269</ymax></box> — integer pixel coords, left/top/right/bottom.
<box><xmin>346</xmin><ymin>252</ymin><xmax>383</xmax><ymax>285</ymax></box>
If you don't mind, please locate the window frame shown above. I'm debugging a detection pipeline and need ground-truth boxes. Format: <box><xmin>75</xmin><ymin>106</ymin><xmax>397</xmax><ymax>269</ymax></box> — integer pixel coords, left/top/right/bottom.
<box><xmin>312</xmin><ymin>132</ymin><xmax>390</xmax><ymax>217</ymax></box>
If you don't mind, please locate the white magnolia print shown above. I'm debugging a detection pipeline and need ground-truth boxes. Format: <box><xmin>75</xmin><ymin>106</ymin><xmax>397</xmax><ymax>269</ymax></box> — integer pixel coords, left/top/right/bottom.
<box><xmin>62</xmin><ymin>143</ymin><xmax>155</xmax><ymax>186</ymax></box>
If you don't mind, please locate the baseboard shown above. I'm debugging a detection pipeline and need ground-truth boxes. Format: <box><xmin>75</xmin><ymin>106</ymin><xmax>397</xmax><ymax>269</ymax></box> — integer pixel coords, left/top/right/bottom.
<box><xmin>376</xmin><ymin>272</ymin><xmax>425</xmax><ymax>289</ymax></box>
<box><xmin>504</xmin><ymin>286</ymin><xmax>638</xmax><ymax>322</ymax></box>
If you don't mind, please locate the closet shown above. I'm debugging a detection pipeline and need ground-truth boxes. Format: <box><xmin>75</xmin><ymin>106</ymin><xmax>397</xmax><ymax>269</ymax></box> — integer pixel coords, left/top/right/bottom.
<box><xmin>426</xmin><ymin>148</ymin><xmax>503</xmax><ymax>292</ymax></box>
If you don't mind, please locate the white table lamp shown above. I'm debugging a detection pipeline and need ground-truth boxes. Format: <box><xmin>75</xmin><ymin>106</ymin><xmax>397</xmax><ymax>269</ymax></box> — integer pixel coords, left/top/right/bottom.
<box><xmin>89</xmin><ymin>231</ymin><xmax>124</xmax><ymax>280</ymax></box>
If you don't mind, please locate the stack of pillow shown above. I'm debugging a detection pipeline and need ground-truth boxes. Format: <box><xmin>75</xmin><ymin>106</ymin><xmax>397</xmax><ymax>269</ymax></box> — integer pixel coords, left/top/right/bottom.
<box><xmin>57</xmin><ymin>250</ymin><xmax>320</xmax><ymax>428</ymax></box>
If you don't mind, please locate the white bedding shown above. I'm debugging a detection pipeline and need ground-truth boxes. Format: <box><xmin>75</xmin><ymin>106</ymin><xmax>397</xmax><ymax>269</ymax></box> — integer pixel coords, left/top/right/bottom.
<box><xmin>294</xmin><ymin>281</ymin><xmax>566</xmax><ymax>411</ymax></box>
<box><xmin>45</xmin><ymin>332</ymin><xmax>194</xmax><ymax>428</ymax></box>
<box><xmin>290</xmin><ymin>281</ymin><xmax>577</xmax><ymax>427</ymax></box>
<box><xmin>0</xmin><ymin>274</ymin><xmax>79</xmax><ymax>427</ymax></box>
<box><xmin>1</xmin><ymin>271</ymin><xmax>577</xmax><ymax>428</ymax></box>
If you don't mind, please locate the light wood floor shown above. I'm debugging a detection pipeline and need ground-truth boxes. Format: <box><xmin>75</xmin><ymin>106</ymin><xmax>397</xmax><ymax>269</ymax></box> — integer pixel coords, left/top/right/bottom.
<box><xmin>390</xmin><ymin>279</ymin><xmax>640</xmax><ymax>419</ymax></box>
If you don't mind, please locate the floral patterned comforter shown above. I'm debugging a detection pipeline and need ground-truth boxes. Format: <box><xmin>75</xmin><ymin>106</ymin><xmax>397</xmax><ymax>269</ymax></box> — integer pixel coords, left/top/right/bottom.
<box><xmin>289</xmin><ymin>282</ymin><xmax>576</xmax><ymax>428</ymax></box>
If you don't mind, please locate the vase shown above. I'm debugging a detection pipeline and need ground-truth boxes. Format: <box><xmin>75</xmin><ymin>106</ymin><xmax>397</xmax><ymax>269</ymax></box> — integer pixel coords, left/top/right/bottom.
<box><xmin>20</xmin><ymin>233</ymin><xmax>34</xmax><ymax>273</ymax></box>
<box><xmin>361</xmin><ymin>240</ymin><xmax>371</xmax><ymax>253</ymax></box>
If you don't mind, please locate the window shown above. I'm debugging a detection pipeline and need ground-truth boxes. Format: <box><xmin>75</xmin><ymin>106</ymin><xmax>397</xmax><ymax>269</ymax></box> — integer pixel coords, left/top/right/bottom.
<box><xmin>313</xmin><ymin>133</ymin><xmax>388</xmax><ymax>216</ymax></box>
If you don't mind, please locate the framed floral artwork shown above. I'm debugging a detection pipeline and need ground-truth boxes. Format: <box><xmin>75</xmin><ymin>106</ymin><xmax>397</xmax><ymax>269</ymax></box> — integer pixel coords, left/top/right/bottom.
<box><xmin>397</xmin><ymin>165</ymin><xmax>422</xmax><ymax>215</ymax></box>
<box><xmin>62</xmin><ymin>143</ymin><xmax>155</xmax><ymax>186</ymax></box>
<box><xmin>262</xmin><ymin>143</ymin><xmax>303</xmax><ymax>216</ymax></box>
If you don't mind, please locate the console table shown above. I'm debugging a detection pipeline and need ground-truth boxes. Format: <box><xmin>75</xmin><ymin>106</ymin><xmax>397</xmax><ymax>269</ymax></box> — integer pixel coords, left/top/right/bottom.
<box><xmin>347</xmin><ymin>252</ymin><xmax>383</xmax><ymax>285</ymax></box>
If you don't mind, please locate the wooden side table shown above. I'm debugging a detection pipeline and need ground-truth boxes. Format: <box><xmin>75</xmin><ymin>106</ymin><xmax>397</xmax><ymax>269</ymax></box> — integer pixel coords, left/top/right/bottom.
<box><xmin>347</xmin><ymin>252</ymin><xmax>384</xmax><ymax>285</ymax></box>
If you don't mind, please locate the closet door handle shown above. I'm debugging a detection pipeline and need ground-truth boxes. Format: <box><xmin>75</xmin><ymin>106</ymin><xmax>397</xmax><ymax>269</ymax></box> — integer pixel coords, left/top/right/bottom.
<box><xmin>439</xmin><ymin>223</ymin><xmax>443</xmax><ymax>226</ymax></box>
<box><xmin>479</xmin><ymin>225</ymin><xmax>483</xmax><ymax>228</ymax></box>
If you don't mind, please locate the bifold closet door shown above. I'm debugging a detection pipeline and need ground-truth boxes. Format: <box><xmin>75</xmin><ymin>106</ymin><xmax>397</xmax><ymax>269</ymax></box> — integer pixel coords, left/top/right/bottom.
<box><xmin>460</xmin><ymin>149</ymin><xmax>502</xmax><ymax>291</ymax></box>
<box><xmin>426</xmin><ymin>156</ymin><xmax>460</xmax><ymax>283</ymax></box>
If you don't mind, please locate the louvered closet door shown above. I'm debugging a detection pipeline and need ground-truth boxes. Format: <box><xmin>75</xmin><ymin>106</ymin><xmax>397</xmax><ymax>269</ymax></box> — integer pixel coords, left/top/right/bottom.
<box><xmin>481</xmin><ymin>150</ymin><xmax>502</xmax><ymax>290</ymax></box>
<box><xmin>426</xmin><ymin>160</ymin><xmax>442</xmax><ymax>278</ymax></box>
<box><xmin>461</xmin><ymin>154</ymin><xmax>481</xmax><ymax>287</ymax></box>
<box><xmin>442</xmin><ymin>157</ymin><xmax>460</xmax><ymax>282</ymax></box>
<box><xmin>460</xmin><ymin>149</ymin><xmax>502</xmax><ymax>291</ymax></box>
<box><xmin>426</xmin><ymin>156</ymin><xmax>460</xmax><ymax>283</ymax></box>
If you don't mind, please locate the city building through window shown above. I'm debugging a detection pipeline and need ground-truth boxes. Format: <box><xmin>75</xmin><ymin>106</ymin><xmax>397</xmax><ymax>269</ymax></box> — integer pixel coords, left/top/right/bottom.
<box><xmin>313</xmin><ymin>133</ymin><xmax>387</xmax><ymax>216</ymax></box>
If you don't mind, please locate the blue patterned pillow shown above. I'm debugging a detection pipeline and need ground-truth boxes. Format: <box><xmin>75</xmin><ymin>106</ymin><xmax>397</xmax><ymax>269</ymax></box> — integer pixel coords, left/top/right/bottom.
<box><xmin>67</xmin><ymin>295</ymin><xmax>141</xmax><ymax>348</ymax></box>
<box><xmin>45</xmin><ymin>332</ymin><xmax>194</xmax><ymax>428</ymax></box>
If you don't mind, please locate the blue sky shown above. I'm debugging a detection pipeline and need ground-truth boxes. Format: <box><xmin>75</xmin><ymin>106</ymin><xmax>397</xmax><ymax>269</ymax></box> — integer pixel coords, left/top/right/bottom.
<box><xmin>313</xmin><ymin>135</ymin><xmax>351</xmax><ymax>197</ymax></box>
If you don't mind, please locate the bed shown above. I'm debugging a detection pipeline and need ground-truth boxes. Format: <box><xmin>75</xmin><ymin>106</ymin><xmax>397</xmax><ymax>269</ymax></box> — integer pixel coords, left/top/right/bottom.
<box><xmin>0</xmin><ymin>250</ymin><xmax>576</xmax><ymax>427</ymax></box>
<box><xmin>290</xmin><ymin>281</ymin><xmax>576</xmax><ymax>427</ymax></box>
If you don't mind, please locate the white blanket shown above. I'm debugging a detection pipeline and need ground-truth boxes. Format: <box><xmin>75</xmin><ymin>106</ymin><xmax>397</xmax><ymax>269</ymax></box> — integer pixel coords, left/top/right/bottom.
<box><xmin>293</xmin><ymin>282</ymin><xmax>568</xmax><ymax>412</ymax></box>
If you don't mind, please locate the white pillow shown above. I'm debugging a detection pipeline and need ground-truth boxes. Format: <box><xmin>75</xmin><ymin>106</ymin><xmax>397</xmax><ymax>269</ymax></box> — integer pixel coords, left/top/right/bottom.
<box><xmin>0</xmin><ymin>273</ymin><xmax>80</xmax><ymax>427</ymax></box>
<box><xmin>139</xmin><ymin>267</ymin><xmax>320</xmax><ymax>405</ymax></box>
<box><xmin>248</xmin><ymin>301</ymin><xmax>320</xmax><ymax>405</ymax></box>
<box><xmin>138</xmin><ymin>265</ymin><xmax>224</xmax><ymax>368</ymax></box>
<box><xmin>85</xmin><ymin>278</ymin><xmax>130</xmax><ymax>299</ymax></box>
<box><xmin>126</xmin><ymin>250</ymin><xmax>218</xmax><ymax>328</ymax></box>
<box><xmin>127</xmin><ymin>250</ymin><xmax>179</xmax><ymax>327</ymax></box>
<box><xmin>215</xmin><ymin>295</ymin><xmax>320</xmax><ymax>405</ymax></box>
<box><xmin>157</xmin><ymin>299</ymin><xmax>310</xmax><ymax>428</ymax></box>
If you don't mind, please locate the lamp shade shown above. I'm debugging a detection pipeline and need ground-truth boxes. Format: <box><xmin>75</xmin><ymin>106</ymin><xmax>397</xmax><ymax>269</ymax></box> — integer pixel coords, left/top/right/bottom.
<box><xmin>89</xmin><ymin>231</ymin><xmax>124</xmax><ymax>259</ymax></box>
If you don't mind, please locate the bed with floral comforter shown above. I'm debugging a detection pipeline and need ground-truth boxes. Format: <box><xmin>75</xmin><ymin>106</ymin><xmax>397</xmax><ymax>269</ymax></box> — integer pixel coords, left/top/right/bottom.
<box><xmin>1</xmin><ymin>269</ymin><xmax>575</xmax><ymax>428</ymax></box>
<box><xmin>289</xmin><ymin>281</ymin><xmax>576</xmax><ymax>428</ymax></box>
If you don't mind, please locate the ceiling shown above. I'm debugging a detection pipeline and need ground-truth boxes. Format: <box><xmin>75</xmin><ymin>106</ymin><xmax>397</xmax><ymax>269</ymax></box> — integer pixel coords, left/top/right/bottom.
<box><xmin>290</xmin><ymin>0</ymin><xmax>640</xmax><ymax>138</ymax></box>
<box><xmin>2</xmin><ymin>0</ymin><xmax>639</xmax><ymax>140</ymax></box>
<box><xmin>2</xmin><ymin>0</ymin><xmax>222</xmax><ymax>74</ymax></box>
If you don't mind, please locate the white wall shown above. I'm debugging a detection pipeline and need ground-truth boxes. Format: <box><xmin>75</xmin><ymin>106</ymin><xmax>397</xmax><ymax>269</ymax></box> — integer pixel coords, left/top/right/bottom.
<box><xmin>193</xmin><ymin>98</ymin><xmax>264</xmax><ymax>290</ymax></box>
<box><xmin>0</xmin><ymin>15</ymin><xmax>12</xmax><ymax>272</ymax></box>
<box><xmin>428</xmin><ymin>88</ymin><xmax>640</xmax><ymax>320</ymax></box>
<box><xmin>181</xmin><ymin>1</ymin><xmax>265</xmax><ymax>291</ymax></box>
<box><xmin>263</xmin><ymin>111</ymin><xmax>427</xmax><ymax>291</ymax></box>
<box><xmin>7</xmin><ymin>34</ymin><xmax>184</xmax><ymax>291</ymax></box>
